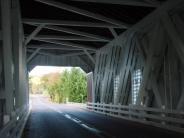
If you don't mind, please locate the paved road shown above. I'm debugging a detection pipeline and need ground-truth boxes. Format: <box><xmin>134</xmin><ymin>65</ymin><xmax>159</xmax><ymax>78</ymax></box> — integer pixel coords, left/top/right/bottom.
<box><xmin>22</xmin><ymin>95</ymin><xmax>184</xmax><ymax>138</ymax></box>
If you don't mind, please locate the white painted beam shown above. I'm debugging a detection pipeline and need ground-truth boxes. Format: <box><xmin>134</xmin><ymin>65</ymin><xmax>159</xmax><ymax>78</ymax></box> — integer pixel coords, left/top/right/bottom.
<box><xmin>161</xmin><ymin>12</ymin><xmax>184</xmax><ymax>66</ymax></box>
<box><xmin>1</xmin><ymin>0</ymin><xmax>14</xmax><ymax>114</ymax></box>
<box><xmin>137</xmin><ymin>23</ymin><xmax>165</xmax><ymax>107</ymax></box>
<box><xmin>27</xmin><ymin>44</ymin><xmax>82</xmax><ymax>50</ymax></box>
<box><xmin>83</xmin><ymin>49</ymin><xmax>95</xmax><ymax>64</ymax></box>
<box><xmin>109</xmin><ymin>28</ymin><xmax>118</xmax><ymax>38</ymax></box>
<box><xmin>23</xmin><ymin>18</ymin><xmax>121</xmax><ymax>28</ymax></box>
<box><xmin>35</xmin><ymin>0</ymin><xmax>130</xmax><ymax>28</ymax></box>
<box><xmin>27</xmin><ymin>35</ymin><xmax>109</xmax><ymax>42</ymax></box>
<box><xmin>34</xmin><ymin>39</ymin><xmax>97</xmax><ymax>51</ymax></box>
<box><xmin>27</xmin><ymin>49</ymin><xmax>95</xmax><ymax>57</ymax></box>
<box><xmin>24</xmin><ymin>24</ymin><xmax>45</xmax><ymax>46</ymax></box>
<box><xmin>35</xmin><ymin>25</ymin><xmax>111</xmax><ymax>42</ymax></box>
<box><xmin>27</xmin><ymin>48</ymin><xmax>41</xmax><ymax>63</ymax></box>
<box><xmin>69</xmin><ymin>0</ymin><xmax>160</xmax><ymax>7</ymax></box>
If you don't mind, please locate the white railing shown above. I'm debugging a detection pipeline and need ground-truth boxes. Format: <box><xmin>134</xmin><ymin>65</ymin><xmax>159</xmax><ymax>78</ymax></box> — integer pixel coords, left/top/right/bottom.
<box><xmin>0</xmin><ymin>105</ymin><xmax>29</xmax><ymax>138</ymax></box>
<box><xmin>66</xmin><ymin>102</ymin><xmax>86</xmax><ymax>107</ymax></box>
<box><xmin>87</xmin><ymin>102</ymin><xmax>184</xmax><ymax>133</ymax></box>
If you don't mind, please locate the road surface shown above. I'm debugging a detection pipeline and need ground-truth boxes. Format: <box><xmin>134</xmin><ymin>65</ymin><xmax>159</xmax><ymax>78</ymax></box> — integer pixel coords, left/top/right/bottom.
<box><xmin>22</xmin><ymin>95</ymin><xmax>184</xmax><ymax>138</ymax></box>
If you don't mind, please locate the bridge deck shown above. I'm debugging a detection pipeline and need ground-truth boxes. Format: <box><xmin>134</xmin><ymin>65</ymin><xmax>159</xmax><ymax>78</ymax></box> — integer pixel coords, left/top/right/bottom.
<box><xmin>22</xmin><ymin>95</ymin><xmax>184</xmax><ymax>138</ymax></box>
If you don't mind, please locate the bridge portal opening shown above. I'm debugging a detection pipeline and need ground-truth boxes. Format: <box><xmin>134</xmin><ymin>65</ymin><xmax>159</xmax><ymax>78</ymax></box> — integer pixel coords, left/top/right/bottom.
<box><xmin>29</xmin><ymin>66</ymin><xmax>88</xmax><ymax>104</ymax></box>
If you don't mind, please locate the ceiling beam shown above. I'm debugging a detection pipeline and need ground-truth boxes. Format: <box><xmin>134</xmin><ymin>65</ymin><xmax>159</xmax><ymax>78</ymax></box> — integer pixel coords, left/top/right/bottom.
<box><xmin>68</xmin><ymin>0</ymin><xmax>160</xmax><ymax>7</ymax></box>
<box><xmin>35</xmin><ymin>0</ymin><xmax>130</xmax><ymax>28</ymax></box>
<box><xmin>27</xmin><ymin>44</ymin><xmax>82</xmax><ymax>50</ymax></box>
<box><xmin>31</xmin><ymin>24</ymin><xmax>111</xmax><ymax>41</ymax></box>
<box><xmin>61</xmin><ymin>51</ymin><xmax>95</xmax><ymax>57</ymax></box>
<box><xmin>27</xmin><ymin>48</ymin><xmax>41</xmax><ymax>63</ymax></box>
<box><xmin>83</xmin><ymin>49</ymin><xmax>95</xmax><ymax>64</ymax></box>
<box><xmin>27</xmin><ymin>49</ymin><xmax>95</xmax><ymax>57</ymax></box>
<box><xmin>26</xmin><ymin>35</ymin><xmax>109</xmax><ymax>42</ymax></box>
<box><xmin>33</xmin><ymin>39</ymin><xmax>97</xmax><ymax>51</ymax></box>
<box><xmin>109</xmin><ymin>28</ymin><xmax>118</xmax><ymax>38</ymax></box>
<box><xmin>23</xmin><ymin>18</ymin><xmax>121</xmax><ymax>28</ymax></box>
<box><xmin>24</xmin><ymin>24</ymin><xmax>45</xmax><ymax>45</ymax></box>
<box><xmin>27</xmin><ymin>49</ymin><xmax>55</xmax><ymax>57</ymax></box>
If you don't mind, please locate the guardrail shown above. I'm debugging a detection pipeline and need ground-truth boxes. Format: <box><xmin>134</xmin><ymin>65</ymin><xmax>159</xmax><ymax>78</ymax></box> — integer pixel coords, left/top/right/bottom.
<box><xmin>0</xmin><ymin>105</ymin><xmax>29</xmax><ymax>138</ymax></box>
<box><xmin>66</xmin><ymin>102</ymin><xmax>86</xmax><ymax>109</ymax></box>
<box><xmin>87</xmin><ymin>102</ymin><xmax>184</xmax><ymax>133</ymax></box>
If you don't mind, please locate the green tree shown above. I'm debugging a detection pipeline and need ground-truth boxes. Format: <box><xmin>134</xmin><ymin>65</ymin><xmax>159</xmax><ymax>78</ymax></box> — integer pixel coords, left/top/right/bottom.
<box><xmin>68</xmin><ymin>68</ymin><xmax>87</xmax><ymax>103</ymax></box>
<box><xmin>39</xmin><ymin>68</ymin><xmax>87</xmax><ymax>103</ymax></box>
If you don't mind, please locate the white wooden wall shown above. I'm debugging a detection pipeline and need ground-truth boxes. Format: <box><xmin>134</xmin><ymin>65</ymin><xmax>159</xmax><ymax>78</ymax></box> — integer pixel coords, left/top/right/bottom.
<box><xmin>0</xmin><ymin>0</ymin><xmax>29</xmax><ymax>131</ymax></box>
<box><xmin>93</xmin><ymin>0</ymin><xmax>184</xmax><ymax>110</ymax></box>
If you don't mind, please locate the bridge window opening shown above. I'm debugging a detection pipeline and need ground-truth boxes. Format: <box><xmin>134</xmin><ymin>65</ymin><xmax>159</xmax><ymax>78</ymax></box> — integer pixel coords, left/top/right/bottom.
<box><xmin>132</xmin><ymin>69</ymin><xmax>142</xmax><ymax>105</ymax></box>
<box><xmin>29</xmin><ymin>66</ymin><xmax>87</xmax><ymax>104</ymax></box>
<box><xmin>114</xmin><ymin>75</ymin><xmax>120</xmax><ymax>104</ymax></box>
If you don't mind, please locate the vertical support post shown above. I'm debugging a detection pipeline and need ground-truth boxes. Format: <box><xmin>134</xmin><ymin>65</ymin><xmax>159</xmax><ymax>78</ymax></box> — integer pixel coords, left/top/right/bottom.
<box><xmin>12</xmin><ymin>0</ymin><xmax>22</xmax><ymax>109</ymax></box>
<box><xmin>1</xmin><ymin>0</ymin><xmax>14</xmax><ymax>115</ymax></box>
<box><xmin>25</xmin><ymin>69</ymin><xmax>29</xmax><ymax>109</ymax></box>
<box><xmin>118</xmin><ymin>103</ymin><xmax>121</xmax><ymax>116</ymax></box>
<box><xmin>110</xmin><ymin>103</ymin><xmax>112</xmax><ymax>115</ymax></box>
<box><xmin>129</xmin><ymin>105</ymin><xmax>132</xmax><ymax>119</ymax></box>
<box><xmin>91</xmin><ymin>73</ymin><xmax>95</xmax><ymax>103</ymax></box>
<box><xmin>102</xmin><ymin>103</ymin><xmax>105</xmax><ymax>114</ymax></box>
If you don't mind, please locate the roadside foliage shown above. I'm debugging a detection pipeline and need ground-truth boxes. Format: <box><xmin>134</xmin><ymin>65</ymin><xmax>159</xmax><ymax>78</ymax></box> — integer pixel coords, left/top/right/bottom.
<box><xmin>30</xmin><ymin>68</ymin><xmax>87</xmax><ymax>103</ymax></box>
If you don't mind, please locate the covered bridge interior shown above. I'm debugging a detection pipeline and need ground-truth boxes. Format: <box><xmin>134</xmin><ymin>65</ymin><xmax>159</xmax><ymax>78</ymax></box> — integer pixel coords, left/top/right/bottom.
<box><xmin>0</xmin><ymin>0</ymin><xmax>184</xmax><ymax>137</ymax></box>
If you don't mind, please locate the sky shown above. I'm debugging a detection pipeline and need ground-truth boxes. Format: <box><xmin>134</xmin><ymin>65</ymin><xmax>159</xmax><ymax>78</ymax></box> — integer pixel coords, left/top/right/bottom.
<box><xmin>29</xmin><ymin>66</ymin><xmax>72</xmax><ymax>77</ymax></box>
